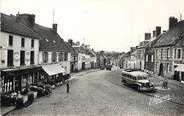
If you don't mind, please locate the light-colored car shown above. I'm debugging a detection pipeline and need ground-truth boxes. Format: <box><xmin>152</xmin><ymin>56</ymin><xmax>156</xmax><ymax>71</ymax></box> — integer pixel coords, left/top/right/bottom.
<box><xmin>121</xmin><ymin>70</ymin><xmax>155</xmax><ymax>91</ymax></box>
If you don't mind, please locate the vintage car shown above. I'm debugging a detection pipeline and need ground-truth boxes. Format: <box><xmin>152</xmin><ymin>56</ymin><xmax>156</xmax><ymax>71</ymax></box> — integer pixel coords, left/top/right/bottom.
<box><xmin>121</xmin><ymin>70</ymin><xmax>155</xmax><ymax>91</ymax></box>
<box><xmin>106</xmin><ymin>64</ymin><xmax>112</xmax><ymax>70</ymax></box>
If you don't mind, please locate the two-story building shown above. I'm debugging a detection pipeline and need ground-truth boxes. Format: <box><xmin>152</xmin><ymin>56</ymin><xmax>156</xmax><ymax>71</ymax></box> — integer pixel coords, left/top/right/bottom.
<box><xmin>154</xmin><ymin>17</ymin><xmax>184</xmax><ymax>80</ymax></box>
<box><xmin>144</xmin><ymin>27</ymin><xmax>162</xmax><ymax>74</ymax></box>
<box><xmin>66</xmin><ymin>39</ymin><xmax>78</xmax><ymax>72</ymax></box>
<box><xmin>137</xmin><ymin>33</ymin><xmax>150</xmax><ymax>70</ymax></box>
<box><xmin>15</xmin><ymin>13</ymin><xmax>71</xmax><ymax>84</ymax></box>
<box><xmin>0</xmin><ymin>13</ymin><xmax>41</xmax><ymax>93</ymax></box>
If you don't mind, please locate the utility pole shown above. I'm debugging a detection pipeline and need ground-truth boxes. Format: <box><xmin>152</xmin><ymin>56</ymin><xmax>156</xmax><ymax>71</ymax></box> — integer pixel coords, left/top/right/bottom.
<box><xmin>53</xmin><ymin>10</ymin><xmax>55</xmax><ymax>24</ymax></box>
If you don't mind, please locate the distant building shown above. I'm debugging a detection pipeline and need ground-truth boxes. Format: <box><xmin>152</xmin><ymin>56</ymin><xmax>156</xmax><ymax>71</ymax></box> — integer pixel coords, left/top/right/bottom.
<box><xmin>144</xmin><ymin>27</ymin><xmax>162</xmax><ymax>74</ymax></box>
<box><xmin>66</xmin><ymin>39</ymin><xmax>78</xmax><ymax>72</ymax></box>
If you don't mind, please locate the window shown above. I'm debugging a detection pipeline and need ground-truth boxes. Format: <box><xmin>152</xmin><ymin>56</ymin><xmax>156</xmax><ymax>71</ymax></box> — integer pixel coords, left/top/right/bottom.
<box><xmin>7</xmin><ymin>50</ymin><xmax>14</xmax><ymax>67</ymax></box>
<box><xmin>151</xmin><ymin>55</ymin><xmax>154</xmax><ymax>62</ymax></box>
<box><xmin>161</xmin><ymin>49</ymin><xmax>163</xmax><ymax>59</ymax></box>
<box><xmin>166</xmin><ymin>63</ymin><xmax>169</xmax><ymax>73</ymax></box>
<box><xmin>9</xmin><ymin>35</ymin><xmax>13</xmax><ymax>46</ymax></box>
<box><xmin>43</xmin><ymin>52</ymin><xmax>48</xmax><ymax>63</ymax></box>
<box><xmin>59</xmin><ymin>52</ymin><xmax>63</xmax><ymax>61</ymax></box>
<box><xmin>156</xmin><ymin>49</ymin><xmax>158</xmax><ymax>59</ymax></box>
<box><xmin>31</xmin><ymin>39</ymin><xmax>34</xmax><ymax>48</ymax></box>
<box><xmin>52</xmin><ymin>52</ymin><xmax>57</xmax><ymax>62</ymax></box>
<box><xmin>30</xmin><ymin>51</ymin><xmax>34</xmax><ymax>64</ymax></box>
<box><xmin>146</xmin><ymin>55</ymin><xmax>148</xmax><ymax>62</ymax></box>
<box><xmin>174</xmin><ymin>48</ymin><xmax>177</xmax><ymax>59</ymax></box>
<box><xmin>21</xmin><ymin>38</ymin><xmax>25</xmax><ymax>47</ymax></box>
<box><xmin>177</xmin><ymin>49</ymin><xmax>182</xmax><ymax>59</ymax></box>
<box><xmin>156</xmin><ymin>62</ymin><xmax>158</xmax><ymax>72</ymax></box>
<box><xmin>166</xmin><ymin>48</ymin><xmax>170</xmax><ymax>59</ymax></box>
<box><xmin>20</xmin><ymin>50</ymin><xmax>25</xmax><ymax>66</ymax></box>
<box><xmin>64</xmin><ymin>52</ymin><xmax>68</xmax><ymax>61</ymax></box>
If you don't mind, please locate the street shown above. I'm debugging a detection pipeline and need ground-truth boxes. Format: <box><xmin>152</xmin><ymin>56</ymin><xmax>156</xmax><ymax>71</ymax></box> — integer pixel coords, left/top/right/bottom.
<box><xmin>7</xmin><ymin>67</ymin><xmax>184</xmax><ymax>116</ymax></box>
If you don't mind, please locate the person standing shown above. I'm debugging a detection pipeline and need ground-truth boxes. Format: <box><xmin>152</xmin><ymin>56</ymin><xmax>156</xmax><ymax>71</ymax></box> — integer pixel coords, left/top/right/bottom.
<box><xmin>66</xmin><ymin>81</ymin><xmax>69</xmax><ymax>93</ymax></box>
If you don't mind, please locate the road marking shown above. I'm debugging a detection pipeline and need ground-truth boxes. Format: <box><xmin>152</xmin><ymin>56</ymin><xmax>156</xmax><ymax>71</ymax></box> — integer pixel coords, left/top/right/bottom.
<box><xmin>149</xmin><ymin>95</ymin><xmax>171</xmax><ymax>106</ymax></box>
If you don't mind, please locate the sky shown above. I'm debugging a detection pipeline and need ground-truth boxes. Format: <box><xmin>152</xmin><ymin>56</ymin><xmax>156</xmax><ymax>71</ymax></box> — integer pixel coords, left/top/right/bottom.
<box><xmin>1</xmin><ymin>0</ymin><xmax>184</xmax><ymax>52</ymax></box>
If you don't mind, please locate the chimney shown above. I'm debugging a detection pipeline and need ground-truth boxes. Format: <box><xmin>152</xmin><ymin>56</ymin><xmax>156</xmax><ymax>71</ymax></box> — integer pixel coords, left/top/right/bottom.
<box><xmin>52</xmin><ymin>23</ymin><xmax>57</xmax><ymax>33</ymax></box>
<box><xmin>76</xmin><ymin>41</ymin><xmax>80</xmax><ymax>46</ymax></box>
<box><xmin>68</xmin><ymin>39</ymin><xmax>73</xmax><ymax>46</ymax></box>
<box><xmin>163</xmin><ymin>30</ymin><xmax>166</xmax><ymax>33</ymax></box>
<box><xmin>145</xmin><ymin>33</ymin><xmax>151</xmax><ymax>40</ymax></box>
<box><xmin>169</xmin><ymin>17</ymin><xmax>178</xmax><ymax>29</ymax></box>
<box><xmin>85</xmin><ymin>45</ymin><xmax>90</xmax><ymax>49</ymax></box>
<box><xmin>153</xmin><ymin>30</ymin><xmax>156</xmax><ymax>38</ymax></box>
<box><xmin>156</xmin><ymin>26</ymin><xmax>161</xmax><ymax>37</ymax></box>
<box><xmin>16</xmin><ymin>13</ymin><xmax>35</xmax><ymax>27</ymax></box>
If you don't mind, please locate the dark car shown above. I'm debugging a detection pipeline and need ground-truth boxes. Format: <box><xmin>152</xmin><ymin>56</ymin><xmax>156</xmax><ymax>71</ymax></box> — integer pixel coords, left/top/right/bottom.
<box><xmin>106</xmin><ymin>64</ymin><xmax>112</xmax><ymax>70</ymax></box>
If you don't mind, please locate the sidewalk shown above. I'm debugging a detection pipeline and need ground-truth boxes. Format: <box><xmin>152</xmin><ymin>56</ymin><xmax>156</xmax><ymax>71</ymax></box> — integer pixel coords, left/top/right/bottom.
<box><xmin>1</xmin><ymin>106</ymin><xmax>15</xmax><ymax>116</ymax></box>
<box><xmin>148</xmin><ymin>75</ymin><xmax>184</xmax><ymax>105</ymax></box>
<box><xmin>0</xmin><ymin>69</ymin><xmax>100</xmax><ymax>116</ymax></box>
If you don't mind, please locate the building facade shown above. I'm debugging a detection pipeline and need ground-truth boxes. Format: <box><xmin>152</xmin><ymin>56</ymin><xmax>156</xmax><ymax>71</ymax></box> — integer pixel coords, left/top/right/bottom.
<box><xmin>0</xmin><ymin>13</ymin><xmax>41</xmax><ymax>93</ymax></box>
<box><xmin>154</xmin><ymin>18</ymin><xmax>184</xmax><ymax>80</ymax></box>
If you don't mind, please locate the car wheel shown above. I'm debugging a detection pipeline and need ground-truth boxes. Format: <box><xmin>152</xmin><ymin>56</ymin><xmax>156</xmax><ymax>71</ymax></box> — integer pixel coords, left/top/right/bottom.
<box><xmin>137</xmin><ymin>86</ymin><xmax>140</xmax><ymax>91</ymax></box>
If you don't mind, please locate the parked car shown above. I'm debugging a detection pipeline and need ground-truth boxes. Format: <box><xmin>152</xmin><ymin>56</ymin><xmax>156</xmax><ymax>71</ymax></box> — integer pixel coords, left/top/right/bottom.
<box><xmin>100</xmin><ymin>66</ymin><xmax>105</xmax><ymax>70</ymax></box>
<box><xmin>106</xmin><ymin>64</ymin><xmax>112</xmax><ymax>70</ymax></box>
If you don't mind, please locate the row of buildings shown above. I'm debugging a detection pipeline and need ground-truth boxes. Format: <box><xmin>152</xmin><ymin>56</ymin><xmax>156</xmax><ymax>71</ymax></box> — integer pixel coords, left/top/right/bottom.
<box><xmin>0</xmin><ymin>12</ymin><xmax>106</xmax><ymax>94</ymax></box>
<box><xmin>119</xmin><ymin>17</ymin><xmax>184</xmax><ymax>82</ymax></box>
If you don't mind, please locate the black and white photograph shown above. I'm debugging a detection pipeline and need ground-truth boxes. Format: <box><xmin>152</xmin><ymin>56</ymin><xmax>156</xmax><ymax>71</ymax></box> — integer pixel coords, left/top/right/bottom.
<box><xmin>0</xmin><ymin>0</ymin><xmax>184</xmax><ymax>116</ymax></box>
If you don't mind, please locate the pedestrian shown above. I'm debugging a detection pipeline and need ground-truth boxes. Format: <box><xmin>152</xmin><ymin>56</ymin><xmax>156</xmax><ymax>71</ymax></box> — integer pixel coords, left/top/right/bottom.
<box><xmin>162</xmin><ymin>79</ymin><xmax>168</xmax><ymax>89</ymax></box>
<box><xmin>66</xmin><ymin>81</ymin><xmax>69</xmax><ymax>93</ymax></box>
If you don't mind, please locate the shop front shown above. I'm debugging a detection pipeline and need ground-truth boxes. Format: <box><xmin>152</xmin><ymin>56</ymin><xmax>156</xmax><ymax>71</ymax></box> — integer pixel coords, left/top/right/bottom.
<box><xmin>41</xmin><ymin>63</ymin><xmax>65</xmax><ymax>85</ymax></box>
<box><xmin>1</xmin><ymin>66</ymin><xmax>41</xmax><ymax>93</ymax></box>
<box><xmin>174</xmin><ymin>63</ymin><xmax>184</xmax><ymax>82</ymax></box>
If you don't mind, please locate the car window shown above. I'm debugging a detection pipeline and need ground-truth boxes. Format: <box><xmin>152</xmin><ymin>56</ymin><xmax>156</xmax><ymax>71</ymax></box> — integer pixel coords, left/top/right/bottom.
<box><xmin>136</xmin><ymin>76</ymin><xmax>147</xmax><ymax>80</ymax></box>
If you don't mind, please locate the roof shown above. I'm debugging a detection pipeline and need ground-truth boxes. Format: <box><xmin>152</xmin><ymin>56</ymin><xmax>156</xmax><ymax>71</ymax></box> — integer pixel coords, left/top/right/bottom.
<box><xmin>33</xmin><ymin>24</ymin><xmax>70</xmax><ymax>52</ymax></box>
<box><xmin>145</xmin><ymin>35</ymin><xmax>163</xmax><ymax>53</ymax></box>
<box><xmin>86</xmin><ymin>48</ymin><xmax>96</xmax><ymax>57</ymax></box>
<box><xmin>122</xmin><ymin>71</ymin><xmax>149</xmax><ymax>77</ymax></box>
<box><xmin>154</xmin><ymin>20</ymin><xmax>184</xmax><ymax>47</ymax></box>
<box><xmin>1</xmin><ymin>13</ymin><xmax>40</xmax><ymax>39</ymax></box>
<box><xmin>64</xmin><ymin>42</ymin><xmax>77</xmax><ymax>54</ymax></box>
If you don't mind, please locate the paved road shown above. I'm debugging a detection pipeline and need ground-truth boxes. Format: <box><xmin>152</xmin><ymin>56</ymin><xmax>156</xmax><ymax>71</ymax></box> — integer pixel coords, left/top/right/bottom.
<box><xmin>7</xmin><ymin>68</ymin><xmax>184</xmax><ymax>116</ymax></box>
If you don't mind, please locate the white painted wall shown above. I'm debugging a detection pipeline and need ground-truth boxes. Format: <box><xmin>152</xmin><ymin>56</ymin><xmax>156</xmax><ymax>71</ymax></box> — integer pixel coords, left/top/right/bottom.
<box><xmin>0</xmin><ymin>32</ymin><xmax>39</xmax><ymax>69</ymax></box>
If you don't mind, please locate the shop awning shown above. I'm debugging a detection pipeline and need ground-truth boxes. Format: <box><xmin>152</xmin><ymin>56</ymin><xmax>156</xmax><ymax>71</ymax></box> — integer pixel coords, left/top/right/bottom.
<box><xmin>42</xmin><ymin>64</ymin><xmax>65</xmax><ymax>76</ymax></box>
<box><xmin>1</xmin><ymin>66</ymin><xmax>41</xmax><ymax>76</ymax></box>
<box><xmin>175</xmin><ymin>64</ymin><xmax>184</xmax><ymax>72</ymax></box>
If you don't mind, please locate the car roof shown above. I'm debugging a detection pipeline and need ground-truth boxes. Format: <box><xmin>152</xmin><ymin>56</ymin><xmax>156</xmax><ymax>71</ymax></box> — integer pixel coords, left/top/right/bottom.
<box><xmin>122</xmin><ymin>70</ymin><xmax>148</xmax><ymax>77</ymax></box>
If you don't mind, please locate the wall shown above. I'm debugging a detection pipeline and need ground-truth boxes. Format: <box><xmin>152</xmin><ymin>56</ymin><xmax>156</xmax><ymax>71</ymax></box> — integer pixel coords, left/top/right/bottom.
<box><xmin>0</xmin><ymin>32</ymin><xmax>39</xmax><ymax>69</ymax></box>
<box><xmin>154</xmin><ymin>46</ymin><xmax>174</xmax><ymax>76</ymax></box>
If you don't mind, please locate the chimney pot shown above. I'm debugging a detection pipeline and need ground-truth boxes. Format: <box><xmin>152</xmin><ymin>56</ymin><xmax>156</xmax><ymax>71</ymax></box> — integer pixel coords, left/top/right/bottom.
<box><xmin>156</xmin><ymin>26</ymin><xmax>161</xmax><ymax>37</ymax></box>
<box><xmin>169</xmin><ymin>17</ymin><xmax>178</xmax><ymax>29</ymax></box>
<box><xmin>52</xmin><ymin>23</ymin><xmax>57</xmax><ymax>33</ymax></box>
<box><xmin>68</xmin><ymin>39</ymin><xmax>73</xmax><ymax>46</ymax></box>
<box><xmin>145</xmin><ymin>33</ymin><xmax>151</xmax><ymax>40</ymax></box>
<box><xmin>153</xmin><ymin>30</ymin><xmax>156</xmax><ymax>37</ymax></box>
